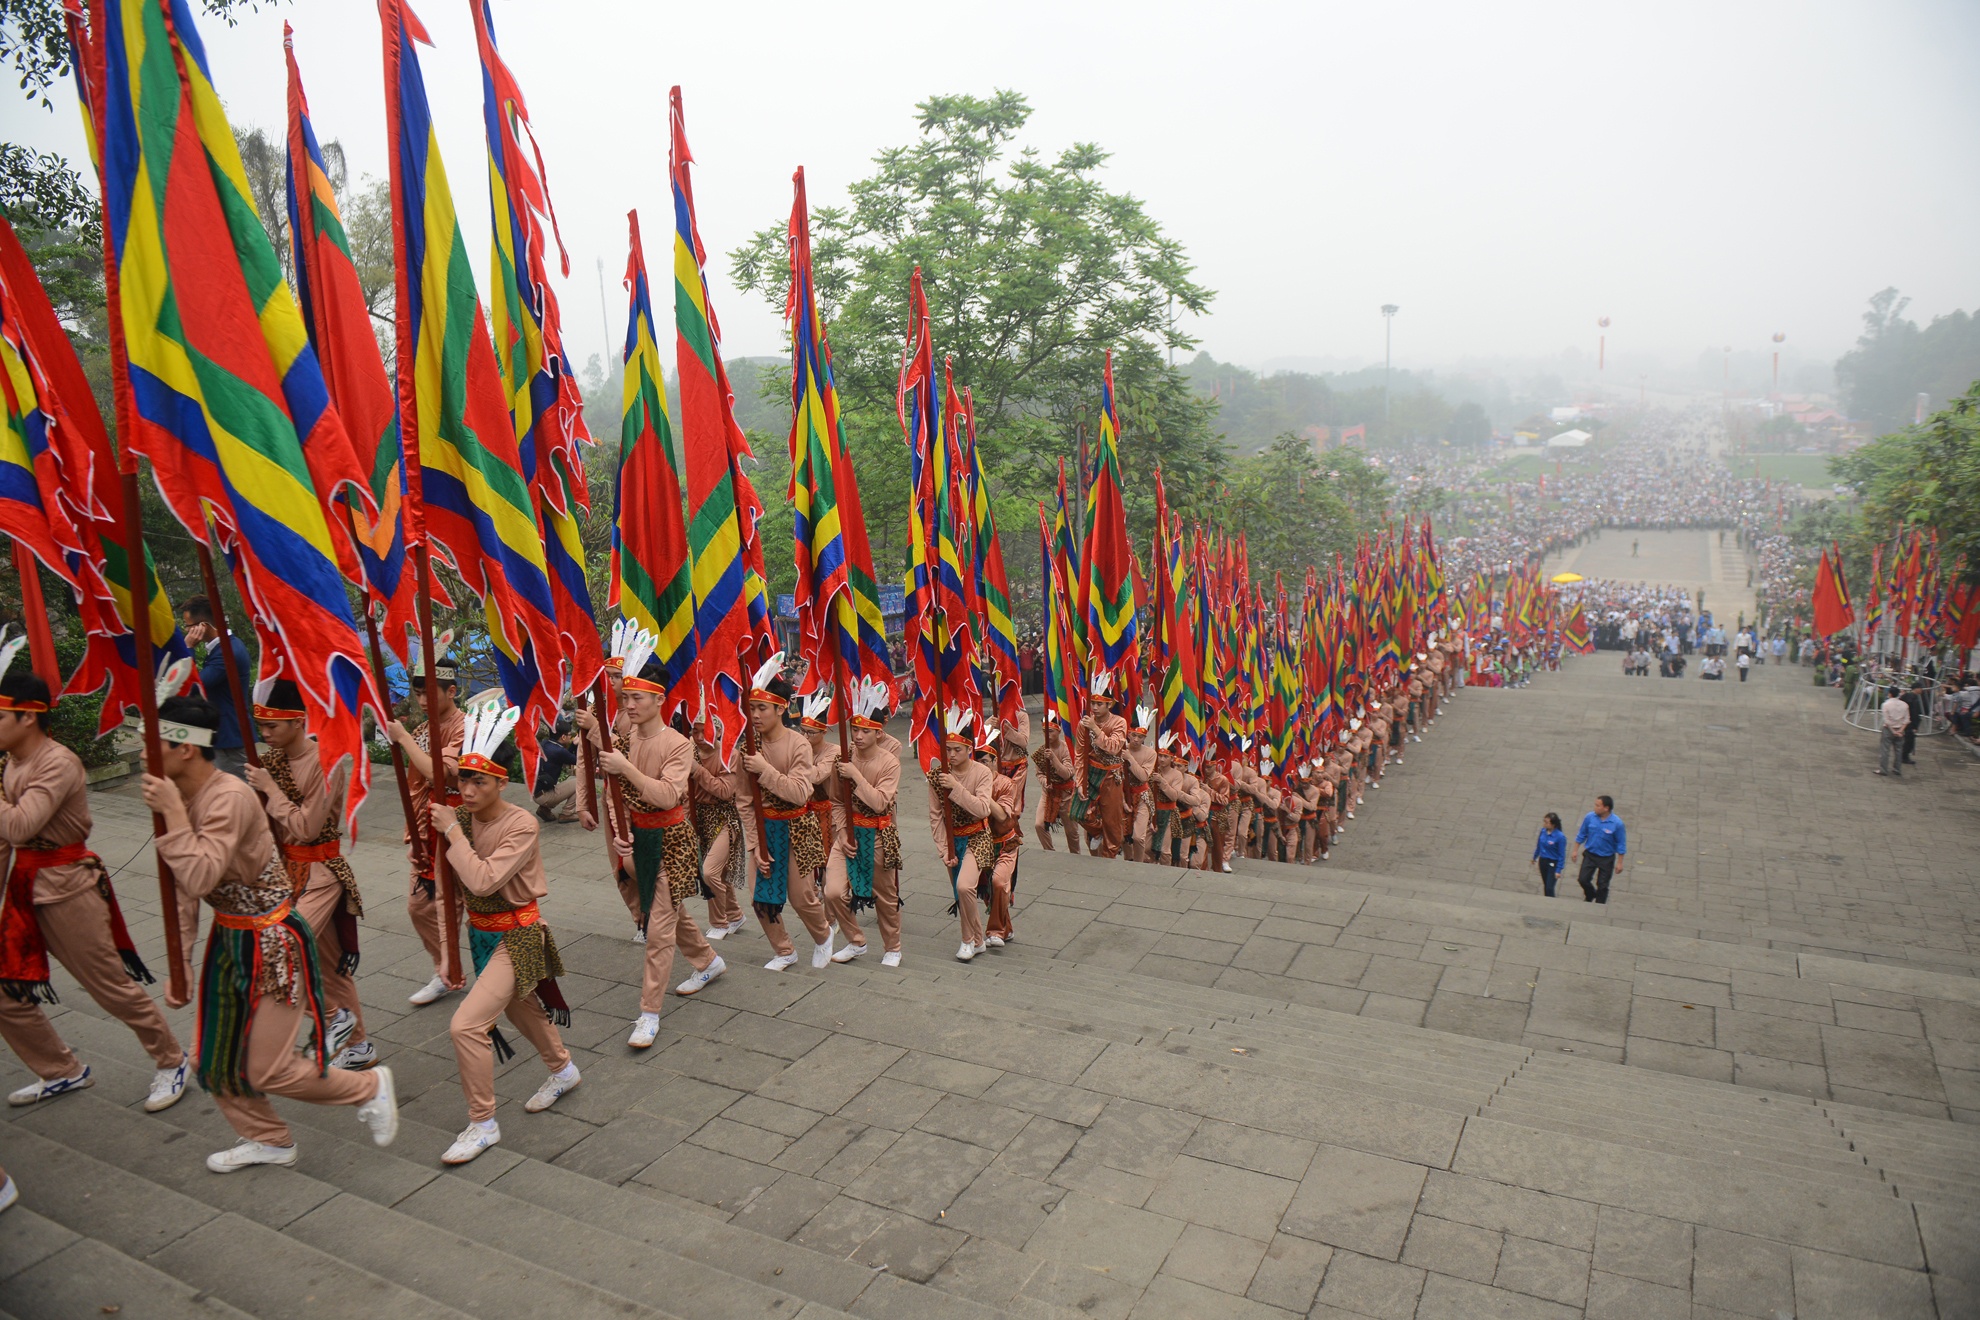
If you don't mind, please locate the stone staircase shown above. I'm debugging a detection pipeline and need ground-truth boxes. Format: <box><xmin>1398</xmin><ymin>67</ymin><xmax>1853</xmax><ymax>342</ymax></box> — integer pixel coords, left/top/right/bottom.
<box><xmin>7</xmin><ymin>841</ymin><xmax>1977</xmax><ymax>1318</ymax></box>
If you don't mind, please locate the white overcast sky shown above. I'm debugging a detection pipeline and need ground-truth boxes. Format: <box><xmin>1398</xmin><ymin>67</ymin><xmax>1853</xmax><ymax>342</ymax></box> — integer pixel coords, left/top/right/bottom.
<box><xmin>6</xmin><ymin>0</ymin><xmax>1978</xmax><ymax>376</ymax></box>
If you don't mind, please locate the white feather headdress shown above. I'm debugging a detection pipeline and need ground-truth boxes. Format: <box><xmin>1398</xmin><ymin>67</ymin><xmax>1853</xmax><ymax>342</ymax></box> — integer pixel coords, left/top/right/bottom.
<box><xmin>851</xmin><ymin>676</ymin><xmax>893</xmax><ymax>726</ymax></box>
<box><xmin>1133</xmin><ymin>704</ymin><xmax>1155</xmax><ymax>732</ymax></box>
<box><xmin>943</xmin><ymin>703</ymin><xmax>974</xmax><ymax>740</ymax></box>
<box><xmin>459</xmin><ymin>702</ymin><xmax>522</xmax><ymax>777</ymax></box>
<box><xmin>800</xmin><ymin>688</ymin><xmax>833</xmax><ymax>726</ymax></box>
<box><xmin>0</xmin><ymin>627</ymin><xmax>25</xmax><ymax>688</ymax></box>
<box><xmin>1089</xmin><ymin>668</ymin><xmax>1112</xmax><ymax>698</ymax></box>
<box><xmin>749</xmin><ymin>651</ymin><xmax>788</xmax><ymax>700</ymax></box>
<box><xmin>611</xmin><ymin>619</ymin><xmax>660</xmax><ymax>685</ymax></box>
<box><xmin>411</xmin><ymin>629</ymin><xmax>456</xmax><ymax>679</ymax></box>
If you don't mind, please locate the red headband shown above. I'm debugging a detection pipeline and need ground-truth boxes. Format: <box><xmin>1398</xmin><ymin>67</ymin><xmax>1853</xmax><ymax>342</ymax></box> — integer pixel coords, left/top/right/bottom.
<box><xmin>622</xmin><ymin>675</ymin><xmax>666</xmax><ymax>695</ymax></box>
<box><xmin>251</xmin><ymin>704</ymin><xmax>306</xmax><ymax>721</ymax></box>
<box><xmin>458</xmin><ymin>753</ymin><xmax>504</xmax><ymax>779</ymax></box>
<box><xmin>749</xmin><ymin>688</ymin><xmax>789</xmax><ymax>707</ymax></box>
<box><xmin>0</xmin><ymin>696</ymin><xmax>49</xmax><ymax>713</ymax></box>
<box><xmin>850</xmin><ymin>714</ymin><xmax>885</xmax><ymax>730</ymax></box>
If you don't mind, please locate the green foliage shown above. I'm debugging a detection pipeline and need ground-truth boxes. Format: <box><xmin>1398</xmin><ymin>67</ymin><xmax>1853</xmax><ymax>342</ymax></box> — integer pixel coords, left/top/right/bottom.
<box><xmin>1212</xmin><ymin>435</ymin><xmax>1389</xmax><ymax>584</ymax></box>
<box><xmin>1834</xmin><ymin>288</ymin><xmax>1980</xmax><ymax>433</ymax></box>
<box><xmin>731</xmin><ymin>91</ymin><xmax>1225</xmax><ymax>593</ymax></box>
<box><xmin>1829</xmin><ymin>379</ymin><xmax>1980</xmax><ymax>587</ymax></box>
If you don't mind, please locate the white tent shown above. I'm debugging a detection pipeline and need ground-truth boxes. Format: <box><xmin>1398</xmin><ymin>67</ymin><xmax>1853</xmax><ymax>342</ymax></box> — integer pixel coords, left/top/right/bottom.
<box><xmin>1546</xmin><ymin>429</ymin><xmax>1593</xmax><ymax>448</ymax></box>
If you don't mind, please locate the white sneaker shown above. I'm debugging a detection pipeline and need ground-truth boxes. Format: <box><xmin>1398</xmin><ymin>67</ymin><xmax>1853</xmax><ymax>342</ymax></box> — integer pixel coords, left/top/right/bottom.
<box><xmin>631</xmin><ymin>924</ymin><xmax>647</xmax><ymax>944</ymax></box>
<box><xmin>956</xmin><ymin>941</ymin><xmax>978</xmax><ymax>962</ymax></box>
<box><xmin>356</xmin><ymin>1066</ymin><xmax>398</xmax><ymax>1147</ymax></box>
<box><xmin>1221</xmin><ymin>862</ymin><xmax>1234</xmax><ymax>873</ymax></box>
<box><xmin>1412</xmin><ymin>734</ymin><xmax>1423</xmax><ymax>743</ymax></box>
<box><xmin>831</xmin><ymin>942</ymin><xmax>868</xmax><ymax>964</ymax></box>
<box><xmin>1371</xmin><ymin>781</ymin><xmax>1381</xmax><ymax>789</ymax></box>
<box><xmin>764</xmin><ymin>953</ymin><xmax>799</xmax><ymax>972</ymax></box>
<box><xmin>880</xmin><ymin>950</ymin><xmax>902</xmax><ymax>967</ymax></box>
<box><xmin>1346</xmin><ymin>811</ymin><xmax>1355</xmax><ymax>820</ymax></box>
<box><xmin>984</xmin><ymin>934</ymin><xmax>1005</xmax><ymax>948</ymax></box>
<box><xmin>144</xmin><ymin>1053</ymin><xmax>188</xmax><ymax>1112</ymax></box>
<box><xmin>676</xmin><ymin>956</ymin><xmax>726</xmax><ymax>995</ymax></box>
<box><xmin>207</xmin><ymin>1138</ymin><xmax>298</xmax><ymax>1174</ymax></box>
<box><xmin>724</xmin><ymin>918</ymin><xmax>748</xmax><ymax>937</ymax></box>
<box><xmin>811</xmin><ymin>939</ymin><xmax>835</xmax><ymax>969</ymax></box>
<box><xmin>705</xmin><ymin>920</ymin><xmax>729</xmax><ymax>941</ymax></box>
<box><xmin>331</xmin><ymin>1039</ymin><xmax>378</xmax><ymax>1070</ymax></box>
<box><xmin>0</xmin><ymin>1173</ymin><xmax>16</xmax><ymax>1214</ymax></box>
<box><xmin>524</xmin><ymin>1067</ymin><xmax>581</xmax><ymax>1113</ymax></box>
<box><xmin>324</xmin><ymin>1008</ymin><xmax>357</xmax><ymax>1058</ymax></box>
<box><xmin>442</xmin><ymin>1121</ymin><xmax>500</xmax><ymax>1165</ymax></box>
<box><xmin>8</xmin><ymin>1067</ymin><xmax>91</xmax><ymax>1106</ymax></box>
<box><xmin>628</xmin><ymin>1013</ymin><xmax>661</xmax><ymax>1049</ymax></box>
<box><xmin>408</xmin><ymin>975</ymin><xmax>456</xmax><ymax>1006</ymax></box>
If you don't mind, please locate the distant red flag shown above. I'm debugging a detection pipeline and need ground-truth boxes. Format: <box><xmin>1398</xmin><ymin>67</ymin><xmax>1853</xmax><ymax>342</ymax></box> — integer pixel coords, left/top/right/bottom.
<box><xmin>1811</xmin><ymin>544</ymin><xmax>1854</xmax><ymax>638</ymax></box>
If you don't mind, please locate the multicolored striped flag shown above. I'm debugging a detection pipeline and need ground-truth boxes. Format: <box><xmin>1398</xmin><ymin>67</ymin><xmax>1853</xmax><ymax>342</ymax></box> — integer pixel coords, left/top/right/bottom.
<box><xmin>284</xmin><ymin>24</ymin><xmax>426</xmax><ymax>659</ymax></box>
<box><xmin>786</xmin><ymin>168</ymin><xmax>889</xmax><ymax>708</ymax></box>
<box><xmin>671</xmin><ymin>87</ymin><xmax>772</xmax><ymax>765</ymax></box>
<box><xmin>1038</xmin><ymin>500</ymin><xmax>1081</xmax><ymax>743</ymax></box>
<box><xmin>961</xmin><ymin>390</ymin><xmax>1019</xmax><ymax>721</ymax></box>
<box><xmin>0</xmin><ymin>216</ymin><xmax>185</xmax><ymax>732</ymax></box>
<box><xmin>0</xmin><ymin>218</ymin><xmax>122</xmax><ymax>693</ymax></box>
<box><xmin>382</xmin><ymin>0</ymin><xmax>563</xmax><ymax>764</ymax></box>
<box><xmin>899</xmin><ymin>268</ymin><xmax>948</xmax><ymax>769</ymax></box>
<box><xmin>611</xmin><ymin>210</ymin><xmax>698</xmax><ymax>712</ymax></box>
<box><xmin>471</xmin><ymin>0</ymin><xmax>602</xmax><ymax>703</ymax></box>
<box><xmin>90</xmin><ymin>0</ymin><xmax>379</xmax><ymax>798</ymax></box>
<box><xmin>1079</xmin><ymin>353</ymin><xmax>1137</xmax><ymax>678</ymax></box>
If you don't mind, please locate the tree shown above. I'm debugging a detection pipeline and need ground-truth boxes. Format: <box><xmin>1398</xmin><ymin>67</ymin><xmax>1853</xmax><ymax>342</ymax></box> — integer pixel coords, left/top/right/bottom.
<box><xmin>730</xmin><ymin>91</ymin><xmax>1224</xmax><ymax>594</ymax></box>
<box><xmin>1834</xmin><ymin>287</ymin><xmax>1980</xmax><ymax>433</ymax></box>
<box><xmin>1213</xmin><ymin>434</ymin><xmax>1389</xmax><ymax>584</ymax></box>
<box><xmin>1445</xmin><ymin>401</ymin><xmax>1490</xmax><ymax>446</ymax></box>
<box><xmin>1830</xmin><ymin>379</ymin><xmax>1980</xmax><ymax>589</ymax></box>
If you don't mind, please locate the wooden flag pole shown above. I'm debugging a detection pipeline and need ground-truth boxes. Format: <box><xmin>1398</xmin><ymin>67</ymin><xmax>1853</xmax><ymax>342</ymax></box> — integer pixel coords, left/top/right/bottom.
<box><xmin>360</xmin><ymin>607</ymin><xmax>423</xmax><ymax>870</ymax></box>
<box><xmin>192</xmin><ymin>534</ymin><xmax>263</xmax><ymax>777</ymax></box>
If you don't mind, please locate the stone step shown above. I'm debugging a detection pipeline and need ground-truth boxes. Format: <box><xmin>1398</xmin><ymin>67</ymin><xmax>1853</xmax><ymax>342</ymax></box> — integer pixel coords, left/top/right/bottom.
<box><xmin>2</xmin><ymin>1121</ymin><xmax>475</xmax><ymax>1320</ymax></box>
<box><xmin>0</xmin><ymin>1206</ymin><xmax>257</xmax><ymax>1320</ymax></box>
<box><xmin>1476</xmin><ymin>1097</ymin><xmax>1879</xmax><ymax>1183</ymax></box>
<box><xmin>270</xmin><ymin>1096</ymin><xmax>1007</xmax><ymax>1320</ymax></box>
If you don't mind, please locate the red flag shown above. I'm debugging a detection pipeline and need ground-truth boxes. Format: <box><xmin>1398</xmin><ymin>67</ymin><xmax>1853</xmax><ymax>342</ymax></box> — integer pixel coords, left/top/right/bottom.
<box><xmin>1811</xmin><ymin>545</ymin><xmax>1854</xmax><ymax>638</ymax></box>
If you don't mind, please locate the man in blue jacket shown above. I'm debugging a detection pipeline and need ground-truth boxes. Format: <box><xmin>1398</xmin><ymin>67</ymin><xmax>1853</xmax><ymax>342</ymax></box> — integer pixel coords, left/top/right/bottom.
<box><xmin>181</xmin><ymin>596</ymin><xmax>252</xmax><ymax>779</ymax></box>
<box><xmin>1570</xmin><ymin>795</ymin><xmax>1626</xmax><ymax>904</ymax></box>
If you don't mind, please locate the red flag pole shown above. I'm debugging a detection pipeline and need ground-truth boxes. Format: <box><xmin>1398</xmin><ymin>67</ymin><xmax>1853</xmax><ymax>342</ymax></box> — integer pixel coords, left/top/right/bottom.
<box><xmin>361</xmin><ymin>605</ymin><xmax>423</xmax><ymax>867</ymax></box>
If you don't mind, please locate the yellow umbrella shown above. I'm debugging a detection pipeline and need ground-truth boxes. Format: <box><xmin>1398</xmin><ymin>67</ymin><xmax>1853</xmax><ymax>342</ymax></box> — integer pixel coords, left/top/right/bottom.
<box><xmin>1550</xmin><ymin>572</ymin><xmax>1583</xmax><ymax>583</ymax></box>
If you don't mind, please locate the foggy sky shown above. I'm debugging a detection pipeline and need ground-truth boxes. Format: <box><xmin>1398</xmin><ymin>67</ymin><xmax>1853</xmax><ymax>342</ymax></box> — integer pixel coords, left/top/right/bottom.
<box><xmin>6</xmin><ymin>0</ymin><xmax>1977</xmax><ymax>380</ymax></box>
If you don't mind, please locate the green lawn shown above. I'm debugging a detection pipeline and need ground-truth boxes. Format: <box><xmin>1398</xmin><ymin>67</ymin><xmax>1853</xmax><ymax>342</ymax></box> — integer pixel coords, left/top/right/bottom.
<box><xmin>1726</xmin><ymin>453</ymin><xmax>1837</xmax><ymax>487</ymax></box>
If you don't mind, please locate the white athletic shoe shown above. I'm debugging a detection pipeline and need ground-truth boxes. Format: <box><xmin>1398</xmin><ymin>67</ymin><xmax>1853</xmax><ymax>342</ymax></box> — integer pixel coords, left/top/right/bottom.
<box><xmin>207</xmin><ymin>1138</ymin><xmax>298</xmax><ymax>1174</ymax></box>
<box><xmin>1412</xmin><ymin>734</ymin><xmax>1423</xmax><ymax>743</ymax></box>
<box><xmin>324</xmin><ymin>1008</ymin><xmax>357</xmax><ymax>1058</ymax></box>
<box><xmin>705</xmin><ymin>921</ymin><xmax>729</xmax><ymax>941</ymax></box>
<box><xmin>676</xmin><ymin>956</ymin><xmax>726</xmax><ymax>995</ymax></box>
<box><xmin>1221</xmin><ymin>862</ymin><xmax>1234</xmax><ymax>874</ymax></box>
<box><xmin>630</xmin><ymin>924</ymin><xmax>647</xmax><ymax>944</ymax></box>
<box><xmin>764</xmin><ymin>953</ymin><xmax>799</xmax><ymax>972</ymax></box>
<box><xmin>984</xmin><ymin>934</ymin><xmax>1005</xmax><ymax>948</ymax></box>
<box><xmin>0</xmin><ymin>1173</ymin><xmax>16</xmax><ymax>1214</ymax></box>
<box><xmin>831</xmin><ymin>942</ymin><xmax>869</xmax><ymax>963</ymax></box>
<box><xmin>726</xmin><ymin>918</ymin><xmax>749</xmax><ymax>937</ymax></box>
<box><xmin>144</xmin><ymin>1053</ymin><xmax>188</xmax><ymax>1112</ymax></box>
<box><xmin>331</xmin><ymin>1039</ymin><xmax>378</xmax><ymax>1070</ymax></box>
<box><xmin>442</xmin><ymin>1121</ymin><xmax>500</xmax><ymax>1165</ymax></box>
<box><xmin>628</xmin><ymin>1013</ymin><xmax>662</xmax><ymax>1049</ymax></box>
<box><xmin>8</xmin><ymin>1068</ymin><xmax>90</xmax><ymax>1106</ymax></box>
<box><xmin>1346</xmin><ymin>811</ymin><xmax>1355</xmax><ymax>820</ymax></box>
<box><xmin>524</xmin><ymin>1067</ymin><xmax>581</xmax><ymax>1113</ymax></box>
<box><xmin>956</xmin><ymin>941</ymin><xmax>978</xmax><ymax>962</ymax></box>
<box><xmin>880</xmin><ymin>950</ymin><xmax>902</xmax><ymax>968</ymax></box>
<box><xmin>812</xmin><ymin>938</ymin><xmax>835</xmax><ymax>969</ymax></box>
<box><xmin>356</xmin><ymin>1065</ymin><xmax>398</xmax><ymax>1147</ymax></box>
<box><xmin>408</xmin><ymin>974</ymin><xmax>456</xmax><ymax>1006</ymax></box>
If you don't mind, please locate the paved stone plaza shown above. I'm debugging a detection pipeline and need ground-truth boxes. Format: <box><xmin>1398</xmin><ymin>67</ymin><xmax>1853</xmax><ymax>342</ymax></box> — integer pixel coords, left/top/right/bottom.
<box><xmin>3</xmin><ymin>530</ymin><xmax>1977</xmax><ymax>1319</ymax></box>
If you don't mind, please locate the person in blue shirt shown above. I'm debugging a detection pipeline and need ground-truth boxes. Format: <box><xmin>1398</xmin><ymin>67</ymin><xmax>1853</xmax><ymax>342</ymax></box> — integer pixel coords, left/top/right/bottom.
<box><xmin>181</xmin><ymin>596</ymin><xmax>253</xmax><ymax>779</ymax></box>
<box><xmin>1571</xmin><ymin>795</ymin><xmax>1627</xmax><ymax>903</ymax></box>
<box><xmin>1531</xmin><ymin>812</ymin><xmax>1567</xmax><ymax>897</ymax></box>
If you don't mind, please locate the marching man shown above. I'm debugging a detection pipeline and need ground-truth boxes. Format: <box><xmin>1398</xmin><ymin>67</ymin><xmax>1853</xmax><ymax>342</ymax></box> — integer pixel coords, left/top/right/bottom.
<box><xmin>927</xmin><ymin>707</ymin><xmax>998</xmax><ymax>961</ymax></box>
<box><xmin>432</xmin><ymin>705</ymin><xmax>581</xmax><ymax>1164</ymax></box>
<box><xmin>0</xmin><ymin>644</ymin><xmax>188</xmax><ymax>1112</ymax></box>
<box><xmin>246</xmin><ymin>678</ymin><xmax>371</xmax><ymax>1070</ymax></box>
<box><xmin>1076</xmin><ymin>671</ymin><xmax>1129</xmax><ymax>858</ymax></box>
<box><xmin>595</xmin><ymin>624</ymin><xmax>725</xmax><ymax>1047</ymax></box>
<box><xmin>1122</xmin><ymin>706</ymin><xmax>1156</xmax><ymax>862</ymax></box>
<box><xmin>1031</xmin><ymin>719</ymin><xmax>1079</xmax><ymax>852</ymax></box>
<box><xmin>828</xmin><ymin>679</ymin><xmax>903</xmax><ymax>966</ymax></box>
<box><xmin>741</xmin><ymin>657</ymin><xmax>833</xmax><ymax>970</ymax></box>
<box><xmin>385</xmin><ymin>635</ymin><xmax>465</xmax><ymax>1007</ymax></box>
<box><xmin>140</xmin><ymin>693</ymin><xmax>397</xmax><ymax>1173</ymax></box>
<box><xmin>690</xmin><ymin>713</ymin><xmax>750</xmax><ymax>942</ymax></box>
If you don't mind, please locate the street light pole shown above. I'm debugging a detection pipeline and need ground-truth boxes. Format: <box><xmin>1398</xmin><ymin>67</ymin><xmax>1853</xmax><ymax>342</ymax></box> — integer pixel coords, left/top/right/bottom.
<box><xmin>1381</xmin><ymin>304</ymin><xmax>1399</xmax><ymax>441</ymax></box>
